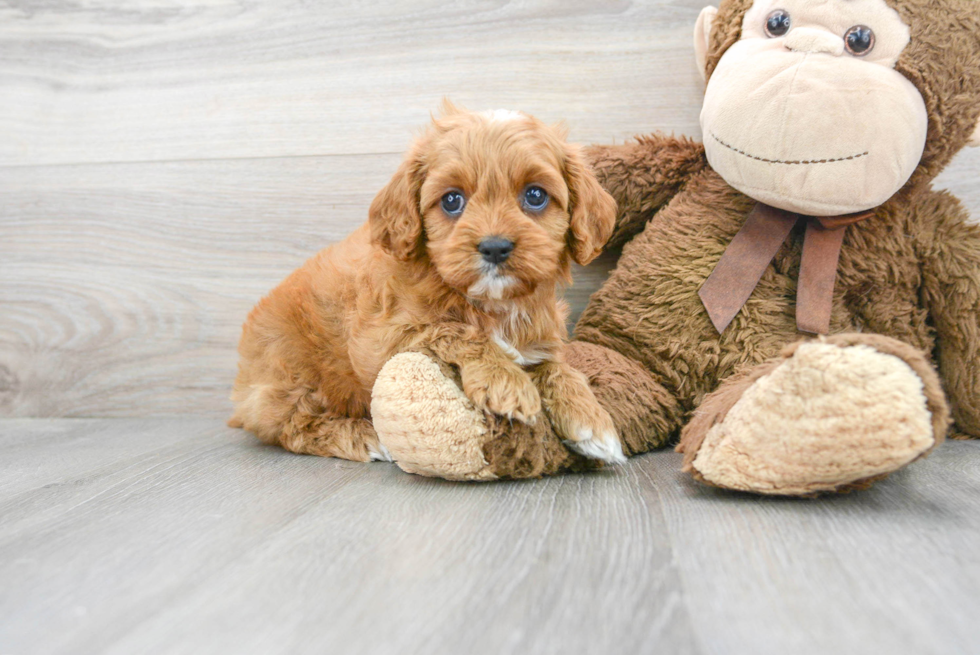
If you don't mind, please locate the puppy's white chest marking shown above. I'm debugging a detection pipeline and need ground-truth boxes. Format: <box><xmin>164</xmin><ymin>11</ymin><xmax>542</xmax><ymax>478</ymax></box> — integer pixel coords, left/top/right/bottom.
<box><xmin>467</xmin><ymin>274</ymin><xmax>516</xmax><ymax>301</ymax></box>
<box><xmin>493</xmin><ymin>331</ymin><xmax>550</xmax><ymax>367</ymax></box>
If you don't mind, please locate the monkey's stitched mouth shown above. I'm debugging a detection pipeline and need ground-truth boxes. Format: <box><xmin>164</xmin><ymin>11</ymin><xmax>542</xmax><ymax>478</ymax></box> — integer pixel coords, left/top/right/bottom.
<box><xmin>711</xmin><ymin>132</ymin><xmax>869</xmax><ymax>165</ymax></box>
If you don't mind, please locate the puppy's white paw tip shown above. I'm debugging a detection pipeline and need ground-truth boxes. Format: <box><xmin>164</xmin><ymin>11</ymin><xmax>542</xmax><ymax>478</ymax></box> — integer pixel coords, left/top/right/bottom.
<box><xmin>565</xmin><ymin>430</ymin><xmax>627</xmax><ymax>465</ymax></box>
<box><xmin>369</xmin><ymin>443</ymin><xmax>394</xmax><ymax>462</ymax></box>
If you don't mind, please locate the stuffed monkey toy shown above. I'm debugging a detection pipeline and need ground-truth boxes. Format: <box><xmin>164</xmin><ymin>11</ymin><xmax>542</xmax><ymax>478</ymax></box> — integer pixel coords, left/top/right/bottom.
<box><xmin>371</xmin><ymin>0</ymin><xmax>980</xmax><ymax>495</ymax></box>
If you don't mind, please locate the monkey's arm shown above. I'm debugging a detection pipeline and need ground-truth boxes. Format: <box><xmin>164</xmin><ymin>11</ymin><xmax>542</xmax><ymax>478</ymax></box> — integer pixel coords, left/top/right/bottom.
<box><xmin>585</xmin><ymin>133</ymin><xmax>707</xmax><ymax>248</ymax></box>
<box><xmin>918</xmin><ymin>192</ymin><xmax>980</xmax><ymax>437</ymax></box>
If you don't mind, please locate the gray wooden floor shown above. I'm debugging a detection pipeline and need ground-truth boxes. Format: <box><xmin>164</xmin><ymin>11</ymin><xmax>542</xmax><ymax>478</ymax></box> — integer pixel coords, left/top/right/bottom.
<box><xmin>2</xmin><ymin>418</ymin><xmax>979</xmax><ymax>655</ymax></box>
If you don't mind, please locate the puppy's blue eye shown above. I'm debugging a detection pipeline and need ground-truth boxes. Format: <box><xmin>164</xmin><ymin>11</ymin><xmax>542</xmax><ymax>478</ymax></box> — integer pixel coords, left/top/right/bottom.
<box><xmin>523</xmin><ymin>186</ymin><xmax>549</xmax><ymax>212</ymax></box>
<box><xmin>441</xmin><ymin>191</ymin><xmax>466</xmax><ymax>217</ymax></box>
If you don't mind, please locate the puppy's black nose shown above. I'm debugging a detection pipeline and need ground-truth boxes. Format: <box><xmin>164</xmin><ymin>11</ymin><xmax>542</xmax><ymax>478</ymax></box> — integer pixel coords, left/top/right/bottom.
<box><xmin>478</xmin><ymin>237</ymin><xmax>514</xmax><ymax>265</ymax></box>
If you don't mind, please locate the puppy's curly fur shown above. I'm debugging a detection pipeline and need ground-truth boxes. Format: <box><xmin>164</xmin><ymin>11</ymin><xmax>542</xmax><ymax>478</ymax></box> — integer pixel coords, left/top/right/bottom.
<box><xmin>230</xmin><ymin>103</ymin><xmax>622</xmax><ymax>464</ymax></box>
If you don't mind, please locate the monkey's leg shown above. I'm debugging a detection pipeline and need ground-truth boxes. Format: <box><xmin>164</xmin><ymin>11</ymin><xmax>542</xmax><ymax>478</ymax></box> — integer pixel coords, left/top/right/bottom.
<box><xmin>677</xmin><ymin>334</ymin><xmax>950</xmax><ymax>496</ymax></box>
<box><xmin>370</xmin><ymin>343</ymin><xmax>684</xmax><ymax>481</ymax></box>
<box><xmin>917</xmin><ymin>191</ymin><xmax>980</xmax><ymax>438</ymax></box>
<box><xmin>371</xmin><ymin>352</ymin><xmax>547</xmax><ymax>480</ymax></box>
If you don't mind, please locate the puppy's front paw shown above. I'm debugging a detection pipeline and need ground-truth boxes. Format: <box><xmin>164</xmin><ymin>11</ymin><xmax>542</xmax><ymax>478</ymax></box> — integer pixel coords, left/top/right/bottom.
<box><xmin>554</xmin><ymin>406</ymin><xmax>626</xmax><ymax>465</ymax></box>
<box><xmin>462</xmin><ymin>362</ymin><xmax>541</xmax><ymax>423</ymax></box>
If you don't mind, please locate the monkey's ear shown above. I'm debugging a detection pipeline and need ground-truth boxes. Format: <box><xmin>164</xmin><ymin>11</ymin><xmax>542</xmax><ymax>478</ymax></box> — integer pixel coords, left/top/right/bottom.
<box><xmin>369</xmin><ymin>145</ymin><xmax>426</xmax><ymax>261</ymax></box>
<box><xmin>564</xmin><ymin>144</ymin><xmax>617</xmax><ymax>266</ymax></box>
<box><xmin>969</xmin><ymin>116</ymin><xmax>980</xmax><ymax>148</ymax></box>
<box><xmin>694</xmin><ymin>6</ymin><xmax>718</xmax><ymax>82</ymax></box>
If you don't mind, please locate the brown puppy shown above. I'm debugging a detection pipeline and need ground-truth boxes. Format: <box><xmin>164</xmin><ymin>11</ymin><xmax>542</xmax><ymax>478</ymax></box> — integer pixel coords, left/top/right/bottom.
<box><xmin>230</xmin><ymin>103</ymin><xmax>623</xmax><ymax>465</ymax></box>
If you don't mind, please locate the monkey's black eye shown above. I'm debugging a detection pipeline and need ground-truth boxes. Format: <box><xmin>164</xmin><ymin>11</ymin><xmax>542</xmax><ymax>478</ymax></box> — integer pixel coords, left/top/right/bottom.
<box><xmin>765</xmin><ymin>10</ymin><xmax>791</xmax><ymax>37</ymax></box>
<box><xmin>441</xmin><ymin>191</ymin><xmax>466</xmax><ymax>217</ymax></box>
<box><xmin>522</xmin><ymin>186</ymin><xmax>549</xmax><ymax>212</ymax></box>
<box><xmin>844</xmin><ymin>25</ymin><xmax>875</xmax><ymax>56</ymax></box>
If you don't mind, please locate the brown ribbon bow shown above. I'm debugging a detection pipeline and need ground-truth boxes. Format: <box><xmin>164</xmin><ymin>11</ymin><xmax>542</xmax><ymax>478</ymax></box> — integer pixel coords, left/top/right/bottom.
<box><xmin>698</xmin><ymin>203</ymin><xmax>872</xmax><ymax>335</ymax></box>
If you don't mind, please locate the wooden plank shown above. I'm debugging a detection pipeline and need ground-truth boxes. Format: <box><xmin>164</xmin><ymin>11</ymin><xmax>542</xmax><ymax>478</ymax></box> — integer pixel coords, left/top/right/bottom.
<box><xmin>0</xmin><ymin>0</ymin><xmax>709</xmax><ymax>167</ymax></box>
<box><xmin>2</xmin><ymin>418</ymin><xmax>979</xmax><ymax>654</ymax></box>
<box><xmin>648</xmin><ymin>440</ymin><xmax>980</xmax><ymax>655</ymax></box>
<box><xmin>0</xmin><ymin>155</ymin><xmax>617</xmax><ymax>418</ymax></box>
<box><xmin>0</xmin><ymin>417</ymin><xmax>698</xmax><ymax>655</ymax></box>
<box><xmin>0</xmin><ymin>155</ymin><xmax>398</xmax><ymax>272</ymax></box>
<box><xmin>0</xmin><ymin>417</ymin><xmax>212</xmax><ymax>499</ymax></box>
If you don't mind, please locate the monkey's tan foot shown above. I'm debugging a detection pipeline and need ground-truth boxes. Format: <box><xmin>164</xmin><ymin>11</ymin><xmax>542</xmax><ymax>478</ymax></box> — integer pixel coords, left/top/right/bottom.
<box><xmin>677</xmin><ymin>334</ymin><xmax>951</xmax><ymax>496</ymax></box>
<box><xmin>371</xmin><ymin>352</ymin><xmax>595</xmax><ymax>481</ymax></box>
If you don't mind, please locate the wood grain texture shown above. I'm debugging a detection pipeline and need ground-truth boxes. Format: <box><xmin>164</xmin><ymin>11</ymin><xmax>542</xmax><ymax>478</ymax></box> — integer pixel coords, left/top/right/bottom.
<box><xmin>648</xmin><ymin>444</ymin><xmax>980</xmax><ymax>655</ymax></box>
<box><xmin>0</xmin><ymin>0</ymin><xmax>708</xmax><ymax>167</ymax></box>
<box><xmin>0</xmin><ymin>0</ymin><xmax>977</xmax><ymax>418</ymax></box>
<box><xmin>2</xmin><ymin>417</ymin><xmax>979</xmax><ymax>655</ymax></box>
<box><xmin>0</xmin><ymin>418</ymin><xmax>697</xmax><ymax>655</ymax></box>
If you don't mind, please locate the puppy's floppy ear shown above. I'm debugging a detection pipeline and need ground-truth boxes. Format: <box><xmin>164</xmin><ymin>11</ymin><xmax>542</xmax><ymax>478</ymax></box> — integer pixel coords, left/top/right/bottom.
<box><xmin>369</xmin><ymin>143</ymin><xmax>426</xmax><ymax>261</ymax></box>
<box><xmin>563</xmin><ymin>144</ymin><xmax>617</xmax><ymax>265</ymax></box>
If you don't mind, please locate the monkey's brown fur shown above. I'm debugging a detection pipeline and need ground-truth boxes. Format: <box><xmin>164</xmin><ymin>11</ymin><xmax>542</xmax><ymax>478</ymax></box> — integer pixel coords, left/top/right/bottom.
<box><xmin>582</xmin><ymin>0</ymin><xmax>979</xmax><ymax>482</ymax></box>
<box><xmin>378</xmin><ymin>0</ymin><xmax>980</xmax><ymax>491</ymax></box>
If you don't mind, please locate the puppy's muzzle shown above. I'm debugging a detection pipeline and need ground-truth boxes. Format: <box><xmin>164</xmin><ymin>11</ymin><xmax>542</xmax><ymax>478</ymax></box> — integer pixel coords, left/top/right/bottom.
<box><xmin>478</xmin><ymin>237</ymin><xmax>514</xmax><ymax>265</ymax></box>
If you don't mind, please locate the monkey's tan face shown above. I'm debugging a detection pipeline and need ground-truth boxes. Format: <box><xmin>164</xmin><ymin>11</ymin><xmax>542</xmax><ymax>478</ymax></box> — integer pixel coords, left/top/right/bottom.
<box><xmin>699</xmin><ymin>0</ymin><xmax>928</xmax><ymax>216</ymax></box>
